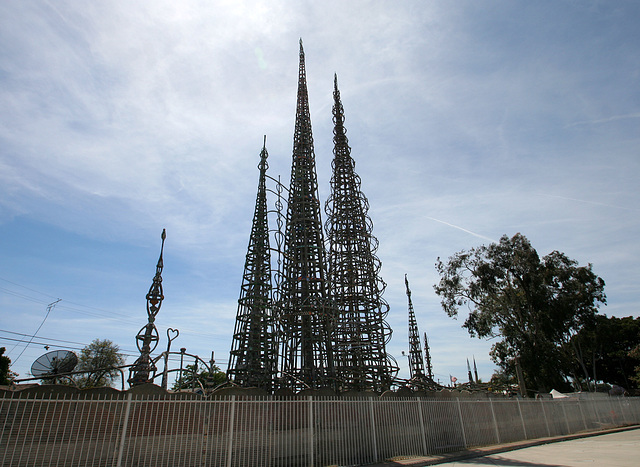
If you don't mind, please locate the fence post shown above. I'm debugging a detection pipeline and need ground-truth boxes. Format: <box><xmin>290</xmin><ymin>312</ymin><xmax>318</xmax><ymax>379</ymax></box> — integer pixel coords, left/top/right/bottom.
<box><xmin>226</xmin><ymin>395</ymin><xmax>236</xmax><ymax>467</ymax></box>
<box><xmin>307</xmin><ymin>396</ymin><xmax>314</xmax><ymax>467</ymax></box>
<box><xmin>578</xmin><ymin>400</ymin><xmax>588</xmax><ymax>431</ymax></box>
<box><xmin>368</xmin><ymin>397</ymin><xmax>378</xmax><ymax>462</ymax></box>
<box><xmin>516</xmin><ymin>399</ymin><xmax>527</xmax><ymax>440</ymax></box>
<box><xmin>539</xmin><ymin>399</ymin><xmax>551</xmax><ymax>437</ymax></box>
<box><xmin>456</xmin><ymin>398</ymin><xmax>467</xmax><ymax>449</ymax></box>
<box><xmin>201</xmin><ymin>399</ymin><xmax>210</xmax><ymax>466</ymax></box>
<box><xmin>489</xmin><ymin>399</ymin><xmax>501</xmax><ymax>444</ymax></box>
<box><xmin>561</xmin><ymin>402</ymin><xmax>571</xmax><ymax>434</ymax></box>
<box><xmin>416</xmin><ymin>398</ymin><xmax>428</xmax><ymax>455</ymax></box>
<box><xmin>616</xmin><ymin>398</ymin><xmax>628</xmax><ymax>425</ymax></box>
<box><xmin>116</xmin><ymin>393</ymin><xmax>133</xmax><ymax>467</ymax></box>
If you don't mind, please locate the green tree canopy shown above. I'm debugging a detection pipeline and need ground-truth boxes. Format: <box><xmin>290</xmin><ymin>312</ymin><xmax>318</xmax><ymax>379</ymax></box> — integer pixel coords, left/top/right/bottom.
<box><xmin>570</xmin><ymin>315</ymin><xmax>640</xmax><ymax>391</ymax></box>
<box><xmin>171</xmin><ymin>363</ymin><xmax>226</xmax><ymax>392</ymax></box>
<box><xmin>72</xmin><ymin>339</ymin><xmax>126</xmax><ymax>388</ymax></box>
<box><xmin>1</xmin><ymin>347</ymin><xmax>16</xmax><ymax>385</ymax></box>
<box><xmin>435</xmin><ymin>233</ymin><xmax>606</xmax><ymax>393</ymax></box>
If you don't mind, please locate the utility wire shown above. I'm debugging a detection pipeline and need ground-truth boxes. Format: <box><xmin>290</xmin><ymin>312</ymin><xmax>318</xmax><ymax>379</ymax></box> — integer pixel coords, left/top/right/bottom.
<box><xmin>11</xmin><ymin>299</ymin><xmax>61</xmax><ymax>365</ymax></box>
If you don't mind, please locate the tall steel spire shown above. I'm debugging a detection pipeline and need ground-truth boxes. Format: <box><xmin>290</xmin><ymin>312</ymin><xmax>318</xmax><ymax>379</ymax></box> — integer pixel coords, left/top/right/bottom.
<box><xmin>424</xmin><ymin>331</ymin><xmax>434</xmax><ymax>381</ymax></box>
<box><xmin>325</xmin><ymin>74</ymin><xmax>397</xmax><ymax>392</ymax></box>
<box><xmin>129</xmin><ymin>229</ymin><xmax>166</xmax><ymax>386</ymax></box>
<box><xmin>405</xmin><ymin>274</ymin><xmax>426</xmax><ymax>383</ymax></box>
<box><xmin>227</xmin><ymin>138</ymin><xmax>276</xmax><ymax>391</ymax></box>
<box><xmin>276</xmin><ymin>40</ymin><xmax>336</xmax><ymax>391</ymax></box>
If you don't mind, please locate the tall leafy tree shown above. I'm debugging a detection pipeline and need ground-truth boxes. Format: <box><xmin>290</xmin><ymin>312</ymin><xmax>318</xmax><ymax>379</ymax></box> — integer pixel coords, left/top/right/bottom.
<box><xmin>435</xmin><ymin>233</ymin><xmax>606</xmax><ymax>393</ymax></box>
<box><xmin>73</xmin><ymin>339</ymin><xmax>126</xmax><ymax>388</ymax></box>
<box><xmin>570</xmin><ymin>315</ymin><xmax>640</xmax><ymax>391</ymax></box>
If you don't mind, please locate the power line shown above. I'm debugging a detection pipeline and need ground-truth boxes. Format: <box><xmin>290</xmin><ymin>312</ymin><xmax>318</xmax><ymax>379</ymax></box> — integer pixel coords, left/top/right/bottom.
<box><xmin>11</xmin><ymin>299</ymin><xmax>61</xmax><ymax>365</ymax></box>
<box><xmin>0</xmin><ymin>329</ymin><xmax>93</xmax><ymax>346</ymax></box>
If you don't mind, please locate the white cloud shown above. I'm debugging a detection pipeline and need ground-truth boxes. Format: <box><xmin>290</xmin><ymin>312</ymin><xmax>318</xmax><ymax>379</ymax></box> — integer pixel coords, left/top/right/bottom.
<box><xmin>1</xmin><ymin>1</ymin><xmax>639</xmax><ymax>383</ymax></box>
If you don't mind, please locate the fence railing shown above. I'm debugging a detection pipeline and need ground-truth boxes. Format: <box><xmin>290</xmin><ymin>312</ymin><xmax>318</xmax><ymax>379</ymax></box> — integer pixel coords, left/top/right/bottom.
<box><xmin>2</xmin><ymin>394</ymin><xmax>639</xmax><ymax>467</ymax></box>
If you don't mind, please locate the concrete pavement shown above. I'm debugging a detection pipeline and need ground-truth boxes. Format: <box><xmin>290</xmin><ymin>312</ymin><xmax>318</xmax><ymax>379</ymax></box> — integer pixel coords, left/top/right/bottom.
<box><xmin>366</xmin><ymin>426</ymin><xmax>640</xmax><ymax>467</ymax></box>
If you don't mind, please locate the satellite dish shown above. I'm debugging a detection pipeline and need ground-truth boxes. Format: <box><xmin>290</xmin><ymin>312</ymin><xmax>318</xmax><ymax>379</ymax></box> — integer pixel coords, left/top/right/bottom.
<box><xmin>31</xmin><ymin>350</ymin><xmax>78</xmax><ymax>378</ymax></box>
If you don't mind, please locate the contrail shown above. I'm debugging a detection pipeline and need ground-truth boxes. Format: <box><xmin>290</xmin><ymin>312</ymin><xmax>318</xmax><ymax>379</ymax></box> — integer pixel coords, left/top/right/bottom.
<box><xmin>425</xmin><ymin>216</ymin><xmax>495</xmax><ymax>243</ymax></box>
<box><xmin>565</xmin><ymin>113</ymin><xmax>640</xmax><ymax>128</ymax></box>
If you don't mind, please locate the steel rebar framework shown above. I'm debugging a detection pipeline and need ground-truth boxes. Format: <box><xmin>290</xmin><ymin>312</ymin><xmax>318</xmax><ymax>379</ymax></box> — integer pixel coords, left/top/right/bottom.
<box><xmin>405</xmin><ymin>274</ymin><xmax>425</xmax><ymax>382</ymax></box>
<box><xmin>275</xmin><ymin>40</ymin><xmax>336</xmax><ymax>391</ymax></box>
<box><xmin>129</xmin><ymin>230</ymin><xmax>166</xmax><ymax>386</ymax></box>
<box><xmin>227</xmin><ymin>138</ymin><xmax>276</xmax><ymax>391</ymax></box>
<box><xmin>424</xmin><ymin>331</ymin><xmax>434</xmax><ymax>381</ymax></box>
<box><xmin>325</xmin><ymin>74</ymin><xmax>397</xmax><ymax>392</ymax></box>
<box><xmin>404</xmin><ymin>275</ymin><xmax>440</xmax><ymax>390</ymax></box>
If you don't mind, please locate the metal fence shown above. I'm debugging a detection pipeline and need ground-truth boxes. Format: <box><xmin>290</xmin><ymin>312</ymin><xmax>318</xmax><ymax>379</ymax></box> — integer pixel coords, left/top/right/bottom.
<box><xmin>2</xmin><ymin>393</ymin><xmax>639</xmax><ymax>467</ymax></box>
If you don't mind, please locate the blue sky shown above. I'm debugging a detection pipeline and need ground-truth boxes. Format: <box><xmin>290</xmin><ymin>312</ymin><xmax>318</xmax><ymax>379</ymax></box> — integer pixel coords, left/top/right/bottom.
<box><xmin>1</xmin><ymin>1</ymin><xmax>639</xmax><ymax>387</ymax></box>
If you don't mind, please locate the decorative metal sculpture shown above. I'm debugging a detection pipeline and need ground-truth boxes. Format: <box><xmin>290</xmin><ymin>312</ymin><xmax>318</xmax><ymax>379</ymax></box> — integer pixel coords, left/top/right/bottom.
<box><xmin>161</xmin><ymin>328</ymin><xmax>179</xmax><ymax>389</ymax></box>
<box><xmin>473</xmin><ymin>356</ymin><xmax>479</xmax><ymax>384</ymax></box>
<box><xmin>405</xmin><ymin>274</ymin><xmax>426</xmax><ymax>382</ymax></box>
<box><xmin>227</xmin><ymin>137</ymin><xmax>277</xmax><ymax>391</ymax></box>
<box><xmin>128</xmin><ymin>229</ymin><xmax>166</xmax><ymax>386</ymax></box>
<box><xmin>325</xmin><ymin>74</ymin><xmax>397</xmax><ymax>392</ymax></box>
<box><xmin>424</xmin><ymin>331</ymin><xmax>434</xmax><ymax>381</ymax></box>
<box><xmin>276</xmin><ymin>40</ymin><xmax>336</xmax><ymax>391</ymax></box>
<box><xmin>404</xmin><ymin>275</ymin><xmax>440</xmax><ymax>389</ymax></box>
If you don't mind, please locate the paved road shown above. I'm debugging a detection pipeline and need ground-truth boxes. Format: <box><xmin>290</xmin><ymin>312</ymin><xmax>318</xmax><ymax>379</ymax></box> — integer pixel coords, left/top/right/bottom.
<box><xmin>434</xmin><ymin>428</ymin><xmax>640</xmax><ymax>466</ymax></box>
<box><xmin>368</xmin><ymin>427</ymin><xmax>640</xmax><ymax>467</ymax></box>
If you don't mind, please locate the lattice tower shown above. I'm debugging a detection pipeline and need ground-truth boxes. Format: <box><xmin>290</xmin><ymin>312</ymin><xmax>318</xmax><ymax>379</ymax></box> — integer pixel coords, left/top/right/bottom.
<box><xmin>129</xmin><ymin>230</ymin><xmax>166</xmax><ymax>386</ymax></box>
<box><xmin>276</xmin><ymin>40</ymin><xmax>336</xmax><ymax>391</ymax></box>
<box><xmin>325</xmin><ymin>74</ymin><xmax>397</xmax><ymax>392</ymax></box>
<box><xmin>424</xmin><ymin>331</ymin><xmax>434</xmax><ymax>381</ymax></box>
<box><xmin>405</xmin><ymin>274</ymin><xmax>426</xmax><ymax>381</ymax></box>
<box><xmin>227</xmin><ymin>138</ymin><xmax>276</xmax><ymax>391</ymax></box>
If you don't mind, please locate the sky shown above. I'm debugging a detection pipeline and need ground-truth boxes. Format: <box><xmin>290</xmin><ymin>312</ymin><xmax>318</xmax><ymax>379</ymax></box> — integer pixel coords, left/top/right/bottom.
<box><xmin>1</xmin><ymin>1</ymin><xmax>639</xmax><ymax>388</ymax></box>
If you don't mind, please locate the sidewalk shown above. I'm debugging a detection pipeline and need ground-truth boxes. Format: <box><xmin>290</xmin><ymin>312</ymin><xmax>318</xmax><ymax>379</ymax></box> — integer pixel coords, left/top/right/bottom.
<box><xmin>365</xmin><ymin>425</ymin><xmax>640</xmax><ymax>466</ymax></box>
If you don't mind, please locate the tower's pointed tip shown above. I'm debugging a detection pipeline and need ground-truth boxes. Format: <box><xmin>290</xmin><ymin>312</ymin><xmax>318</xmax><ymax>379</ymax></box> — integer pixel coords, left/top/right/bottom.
<box><xmin>263</xmin><ymin>134</ymin><xmax>267</xmax><ymax>148</ymax></box>
<box><xmin>161</xmin><ymin>228</ymin><xmax>166</xmax><ymax>241</ymax></box>
<box><xmin>299</xmin><ymin>38</ymin><xmax>303</xmax><ymax>50</ymax></box>
<box><xmin>334</xmin><ymin>73</ymin><xmax>338</xmax><ymax>90</ymax></box>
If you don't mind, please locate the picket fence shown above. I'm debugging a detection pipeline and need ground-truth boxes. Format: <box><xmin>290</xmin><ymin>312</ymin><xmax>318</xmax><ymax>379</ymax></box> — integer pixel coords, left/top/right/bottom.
<box><xmin>2</xmin><ymin>393</ymin><xmax>639</xmax><ymax>467</ymax></box>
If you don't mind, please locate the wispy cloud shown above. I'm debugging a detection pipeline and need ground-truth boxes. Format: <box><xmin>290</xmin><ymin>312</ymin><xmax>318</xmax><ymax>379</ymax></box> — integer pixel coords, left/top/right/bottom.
<box><xmin>565</xmin><ymin>113</ymin><xmax>640</xmax><ymax>128</ymax></box>
<box><xmin>1</xmin><ymin>1</ymin><xmax>639</xmax><ymax>381</ymax></box>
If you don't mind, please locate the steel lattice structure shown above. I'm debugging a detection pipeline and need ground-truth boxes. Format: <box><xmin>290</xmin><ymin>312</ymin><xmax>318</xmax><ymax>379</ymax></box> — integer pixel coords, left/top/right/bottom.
<box><xmin>129</xmin><ymin>230</ymin><xmax>166</xmax><ymax>386</ymax></box>
<box><xmin>325</xmin><ymin>75</ymin><xmax>397</xmax><ymax>392</ymax></box>
<box><xmin>275</xmin><ymin>40</ymin><xmax>336</xmax><ymax>391</ymax></box>
<box><xmin>424</xmin><ymin>331</ymin><xmax>434</xmax><ymax>381</ymax></box>
<box><xmin>405</xmin><ymin>274</ymin><xmax>440</xmax><ymax>389</ymax></box>
<box><xmin>405</xmin><ymin>274</ymin><xmax>425</xmax><ymax>382</ymax></box>
<box><xmin>227</xmin><ymin>139</ymin><xmax>276</xmax><ymax>392</ymax></box>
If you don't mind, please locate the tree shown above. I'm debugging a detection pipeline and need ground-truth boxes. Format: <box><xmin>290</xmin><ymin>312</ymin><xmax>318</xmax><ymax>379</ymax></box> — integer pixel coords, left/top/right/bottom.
<box><xmin>435</xmin><ymin>233</ymin><xmax>606</xmax><ymax>393</ymax></box>
<box><xmin>630</xmin><ymin>344</ymin><xmax>640</xmax><ymax>389</ymax></box>
<box><xmin>171</xmin><ymin>363</ymin><xmax>226</xmax><ymax>392</ymax></box>
<box><xmin>72</xmin><ymin>339</ymin><xmax>126</xmax><ymax>388</ymax></box>
<box><xmin>1</xmin><ymin>347</ymin><xmax>17</xmax><ymax>385</ymax></box>
<box><xmin>570</xmin><ymin>315</ymin><xmax>640</xmax><ymax>391</ymax></box>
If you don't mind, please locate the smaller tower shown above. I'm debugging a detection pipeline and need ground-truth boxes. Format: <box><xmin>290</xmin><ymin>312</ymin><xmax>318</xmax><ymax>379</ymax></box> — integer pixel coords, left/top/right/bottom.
<box><xmin>423</xmin><ymin>332</ymin><xmax>434</xmax><ymax>381</ymax></box>
<box><xmin>473</xmin><ymin>357</ymin><xmax>479</xmax><ymax>384</ymax></box>
<box><xmin>405</xmin><ymin>275</ymin><xmax>425</xmax><ymax>381</ymax></box>
<box><xmin>129</xmin><ymin>229</ymin><xmax>166</xmax><ymax>386</ymax></box>
<box><xmin>467</xmin><ymin>358</ymin><xmax>473</xmax><ymax>384</ymax></box>
<box><xmin>227</xmin><ymin>138</ymin><xmax>276</xmax><ymax>391</ymax></box>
